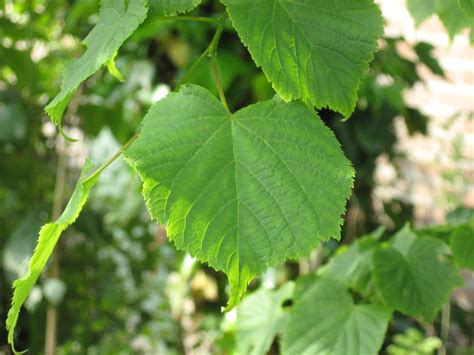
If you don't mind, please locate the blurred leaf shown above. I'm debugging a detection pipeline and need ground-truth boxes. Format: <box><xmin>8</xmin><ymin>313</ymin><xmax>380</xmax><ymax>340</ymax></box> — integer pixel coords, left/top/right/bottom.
<box><xmin>436</xmin><ymin>0</ymin><xmax>472</xmax><ymax>39</ymax></box>
<box><xmin>414</xmin><ymin>42</ymin><xmax>445</xmax><ymax>77</ymax></box>
<box><xmin>450</xmin><ymin>224</ymin><xmax>474</xmax><ymax>270</ymax></box>
<box><xmin>407</xmin><ymin>0</ymin><xmax>436</xmax><ymax>25</ymax></box>
<box><xmin>282</xmin><ymin>276</ymin><xmax>391</xmax><ymax>355</ymax></box>
<box><xmin>405</xmin><ymin>107</ymin><xmax>428</xmax><ymax>135</ymax></box>
<box><xmin>387</xmin><ymin>328</ymin><xmax>442</xmax><ymax>355</ymax></box>
<box><xmin>373</xmin><ymin>229</ymin><xmax>463</xmax><ymax>321</ymax></box>
<box><xmin>236</xmin><ymin>282</ymin><xmax>294</xmax><ymax>355</ymax></box>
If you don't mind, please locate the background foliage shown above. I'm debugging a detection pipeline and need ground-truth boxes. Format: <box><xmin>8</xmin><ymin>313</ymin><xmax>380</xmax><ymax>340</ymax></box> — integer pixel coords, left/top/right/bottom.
<box><xmin>0</xmin><ymin>0</ymin><xmax>473</xmax><ymax>354</ymax></box>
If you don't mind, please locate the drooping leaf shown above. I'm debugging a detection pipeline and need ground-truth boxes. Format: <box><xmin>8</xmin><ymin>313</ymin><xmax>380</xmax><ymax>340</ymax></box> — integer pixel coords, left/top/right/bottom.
<box><xmin>45</xmin><ymin>0</ymin><xmax>148</xmax><ymax>127</ymax></box>
<box><xmin>236</xmin><ymin>282</ymin><xmax>294</xmax><ymax>355</ymax></box>
<box><xmin>6</xmin><ymin>162</ymin><xmax>99</xmax><ymax>351</ymax></box>
<box><xmin>318</xmin><ymin>227</ymin><xmax>384</xmax><ymax>299</ymax></box>
<box><xmin>281</xmin><ymin>276</ymin><xmax>391</xmax><ymax>355</ymax></box>
<box><xmin>407</xmin><ymin>0</ymin><xmax>435</xmax><ymax>25</ymax></box>
<box><xmin>150</xmin><ymin>0</ymin><xmax>202</xmax><ymax>16</ymax></box>
<box><xmin>221</xmin><ymin>0</ymin><xmax>384</xmax><ymax>117</ymax></box>
<box><xmin>450</xmin><ymin>224</ymin><xmax>474</xmax><ymax>270</ymax></box>
<box><xmin>414</xmin><ymin>42</ymin><xmax>445</xmax><ymax>77</ymax></box>
<box><xmin>373</xmin><ymin>229</ymin><xmax>463</xmax><ymax>321</ymax></box>
<box><xmin>125</xmin><ymin>85</ymin><xmax>354</xmax><ymax>308</ymax></box>
<box><xmin>436</xmin><ymin>0</ymin><xmax>472</xmax><ymax>39</ymax></box>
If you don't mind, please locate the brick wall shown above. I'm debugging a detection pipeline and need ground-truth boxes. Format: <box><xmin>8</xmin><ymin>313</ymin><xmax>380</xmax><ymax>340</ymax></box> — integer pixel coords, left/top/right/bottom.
<box><xmin>374</xmin><ymin>0</ymin><xmax>474</xmax><ymax>226</ymax></box>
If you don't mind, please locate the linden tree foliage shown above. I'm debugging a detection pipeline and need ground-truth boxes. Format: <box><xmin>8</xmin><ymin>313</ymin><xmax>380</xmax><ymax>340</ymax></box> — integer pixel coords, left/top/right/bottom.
<box><xmin>6</xmin><ymin>162</ymin><xmax>99</xmax><ymax>351</ymax></box>
<box><xmin>14</xmin><ymin>0</ymin><xmax>471</xmax><ymax>352</ymax></box>
<box><xmin>124</xmin><ymin>85</ymin><xmax>354</xmax><ymax>308</ymax></box>
<box><xmin>281</xmin><ymin>276</ymin><xmax>391</xmax><ymax>355</ymax></box>
<box><xmin>407</xmin><ymin>0</ymin><xmax>473</xmax><ymax>40</ymax></box>
<box><xmin>45</xmin><ymin>0</ymin><xmax>148</xmax><ymax>128</ymax></box>
<box><xmin>373</xmin><ymin>227</ymin><xmax>463</xmax><ymax>321</ymax></box>
<box><xmin>221</xmin><ymin>0</ymin><xmax>384</xmax><ymax>117</ymax></box>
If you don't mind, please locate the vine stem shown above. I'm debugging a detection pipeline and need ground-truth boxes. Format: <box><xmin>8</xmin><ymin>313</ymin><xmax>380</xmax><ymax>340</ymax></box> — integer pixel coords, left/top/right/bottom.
<box><xmin>156</xmin><ymin>15</ymin><xmax>220</xmax><ymax>23</ymax></box>
<box><xmin>208</xmin><ymin>16</ymin><xmax>230</xmax><ymax>112</ymax></box>
<box><xmin>83</xmin><ymin>132</ymin><xmax>139</xmax><ymax>185</ymax></box>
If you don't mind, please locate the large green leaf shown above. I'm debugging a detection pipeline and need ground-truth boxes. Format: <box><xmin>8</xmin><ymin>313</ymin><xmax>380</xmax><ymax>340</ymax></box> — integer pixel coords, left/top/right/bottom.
<box><xmin>150</xmin><ymin>0</ymin><xmax>202</xmax><ymax>15</ymax></box>
<box><xmin>6</xmin><ymin>162</ymin><xmax>99</xmax><ymax>351</ymax></box>
<box><xmin>281</xmin><ymin>276</ymin><xmax>391</xmax><ymax>355</ymax></box>
<box><xmin>125</xmin><ymin>85</ymin><xmax>354</xmax><ymax>308</ymax></box>
<box><xmin>221</xmin><ymin>0</ymin><xmax>384</xmax><ymax>117</ymax></box>
<box><xmin>45</xmin><ymin>0</ymin><xmax>148</xmax><ymax>127</ymax></box>
<box><xmin>450</xmin><ymin>224</ymin><xmax>474</xmax><ymax>270</ymax></box>
<box><xmin>407</xmin><ymin>0</ymin><xmax>435</xmax><ymax>25</ymax></box>
<box><xmin>237</xmin><ymin>282</ymin><xmax>294</xmax><ymax>355</ymax></box>
<box><xmin>373</xmin><ymin>231</ymin><xmax>463</xmax><ymax>321</ymax></box>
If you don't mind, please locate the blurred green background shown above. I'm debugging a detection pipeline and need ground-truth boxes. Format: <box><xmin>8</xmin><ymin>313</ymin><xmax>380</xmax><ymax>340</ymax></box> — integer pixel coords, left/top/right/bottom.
<box><xmin>0</xmin><ymin>0</ymin><xmax>473</xmax><ymax>354</ymax></box>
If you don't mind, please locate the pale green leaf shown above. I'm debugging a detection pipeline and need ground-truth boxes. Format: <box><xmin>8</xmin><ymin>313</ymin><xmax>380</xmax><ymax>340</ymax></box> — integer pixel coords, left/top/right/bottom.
<box><xmin>6</xmin><ymin>162</ymin><xmax>99</xmax><ymax>351</ymax></box>
<box><xmin>220</xmin><ymin>0</ymin><xmax>384</xmax><ymax>117</ymax></box>
<box><xmin>45</xmin><ymin>0</ymin><xmax>148</xmax><ymax>127</ymax></box>
<box><xmin>436</xmin><ymin>0</ymin><xmax>472</xmax><ymax>39</ymax></box>
<box><xmin>450</xmin><ymin>224</ymin><xmax>474</xmax><ymax>270</ymax></box>
<box><xmin>407</xmin><ymin>0</ymin><xmax>435</xmax><ymax>25</ymax></box>
<box><xmin>373</xmin><ymin>232</ymin><xmax>463</xmax><ymax>321</ymax></box>
<box><xmin>281</xmin><ymin>276</ymin><xmax>391</xmax><ymax>355</ymax></box>
<box><xmin>237</xmin><ymin>282</ymin><xmax>294</xmax><ymax>355</ymax></box>
<box><xmin>125</xmin><ymin>85</ymin><xmax>354</xmax><ymax>308</ymax></box>
<box><xmin>150</xmin><ymin>0</ymin><xmax>202</xmax><ymax>16</ymax></box>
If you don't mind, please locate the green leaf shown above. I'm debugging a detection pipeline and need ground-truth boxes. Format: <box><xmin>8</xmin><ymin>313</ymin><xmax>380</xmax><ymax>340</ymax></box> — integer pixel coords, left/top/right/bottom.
<box><xmin>45</xmin><ymin>0</ymin><xmax>148</xmax><ymax>127</ymax></box>
<box><xmin>450</xmin><ymin>224</ymin><xmax>474</xmax><ymax>270</ymax></box>
<box><xmin>436</xmin><ymin>0</ymin><xmax>472</xmax><ymax>39</ymax></box>
<box><xmin>125</xmin><ymin>85</ymin><xmax>354</xmax><ymax>308</ymax></box>
<box><xmin>414</xmin><ymin>42</ymin><xmax>445</xmax><ymax>77</ymax></box>
<box><xmin>407</xmin><ymin>0</ymin><xmax>435</xmax><ymax>25</ymax></box>
<box><xmin>150</xmin><ymin>0</ymin><xmax>202</xmax><ymax>16</ymax></box>
<box><xmin>459</xmin><ymin>0</ymin><xmax>474</xmax><ymax>18</ymax></box>
<box><xmin>373</xmin><ymin>231</ymin><xmax>463</xmax><ymax>321</ymax></box>
<box><xmin>6</xmin><ymin>162</ymin><xmax>99</xmax><ymax>351</ymax></box>
<box><xmin>237</xmin><ymin>282</ymin><xmax>294</xmax><ymax>355</ymax></box>
<box><xmin>221</xmin><ymin>0</ymin><xmax>384</xmax><ymax>117</ymax></box>
<box><xmin>281</xmin><ymin>276</ymin><xmax>391</xmax><ymax>355</ymax></box>
<box><xmin>318</xmin><ymin>228</ymin><xmax>384</xmax><ymax>299</ymax></box>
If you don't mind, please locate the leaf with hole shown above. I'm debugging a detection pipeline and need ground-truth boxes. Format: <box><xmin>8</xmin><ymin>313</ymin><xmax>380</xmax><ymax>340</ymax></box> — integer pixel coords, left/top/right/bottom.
<box><xmin>124</xmin><ymin>84</ymin><xmax>354</xmax><ymax>308</ymax></box>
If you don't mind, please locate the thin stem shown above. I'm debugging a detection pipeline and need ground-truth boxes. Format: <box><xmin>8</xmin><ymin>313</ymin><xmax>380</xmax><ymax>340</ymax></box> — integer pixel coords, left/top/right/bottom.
<box><xmin>211</xmin><ymin>55</ymin><xmax>230</xmax><ymax>112</ymax></box>
<box><xmin>176</xmin><ymin>14</ymin><xmax>227</xmax><ymax>89</ymax></box>
<box><xmin>208</xmin><ymin>15</ymin><xmax>229</xmax><ymax>112</ymax></box>
<box><xmin>83</xmin><ymin>133</ymin><xmax>139</xmax><ymax>185</ymax></box>
<box><xmin>176</xmin><ymin>46</ymin><xmax>210</xmax><ymax>88</ymax></box>
<box><xmin>439</xmin><ymin>301</ymin><xmax>450</xmax><ymax>355</ymax></box>
<box><xmin>156</xmin><ymin>15</ymin><xmax>219</xmax><ymax>23</ymax></box>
